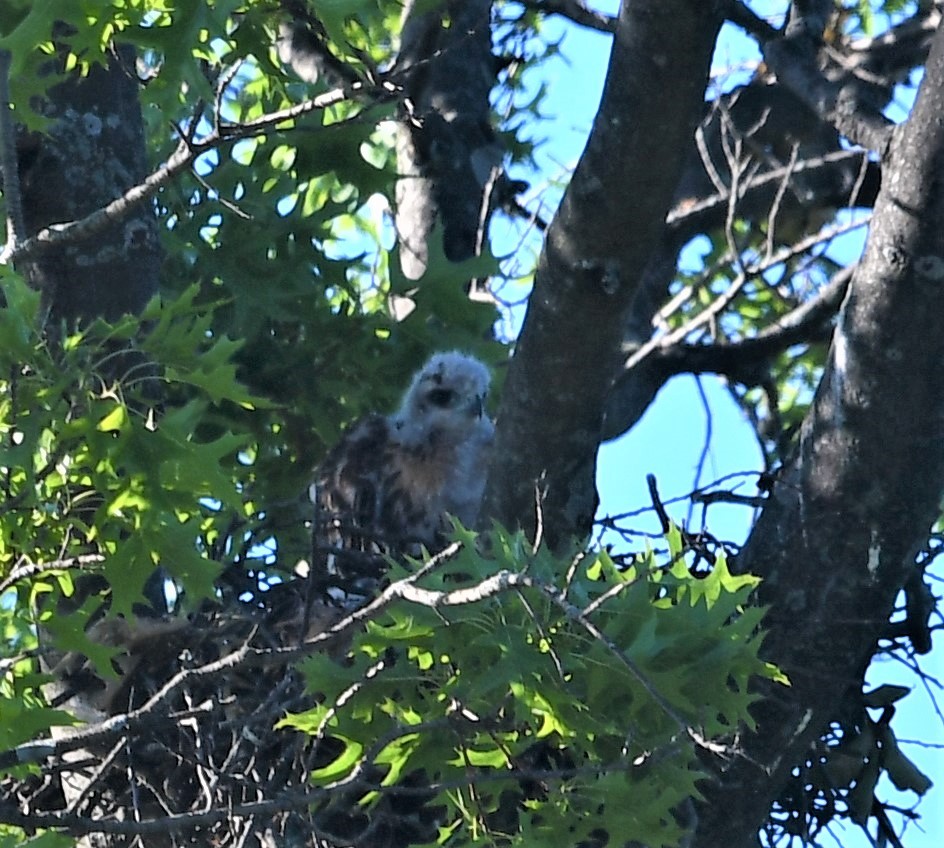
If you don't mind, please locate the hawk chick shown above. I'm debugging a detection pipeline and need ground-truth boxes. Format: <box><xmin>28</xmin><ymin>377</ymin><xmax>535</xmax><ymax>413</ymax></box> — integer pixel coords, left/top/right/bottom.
<box><xmin>310</xmin><ymin>352</ymin><xmax>493</xmax><ymax>598</ymax></box>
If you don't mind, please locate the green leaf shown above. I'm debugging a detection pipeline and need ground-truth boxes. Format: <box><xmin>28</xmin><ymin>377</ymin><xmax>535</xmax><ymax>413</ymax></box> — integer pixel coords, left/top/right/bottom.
<box><xmin>374</xmin><ymin>732</ymin><xmax>421</xmax><ymax>786</ymax></box>
<box><xmin>0</xmin><ymin>830</ymin><xmax>75</xmax><ymax>848</ymax></box>
<box><xmin>0</xmin><ymin>698</ymin><xmax>77</xmax><ymax>756</ymax></box>
<box><xmin>451</xmin><ymin>744</ymin><xmax>511</xmax><ymax>769</ymax></box>
<box><xmin>0</xmin><ymin>272</ymin><xmax>41</xmax><ymax>357</ymax></box>
<box><xmin>96</xmin><ymin>404</ymin><xmax>127</xmax><ymax>433</ymax></box>
<box><xmin>682</xmin><ymin>550</ymin><xmax>759</xmax><ymax>608</ymax></box>
<box><xmin>309</xmin><ymin>736</ymin><xmax>365</xmax><ymax>784</ymax></box>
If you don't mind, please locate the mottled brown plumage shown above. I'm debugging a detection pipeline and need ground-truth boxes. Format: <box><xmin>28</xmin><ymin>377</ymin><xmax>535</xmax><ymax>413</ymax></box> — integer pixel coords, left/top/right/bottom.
<box><xmin>310</xmin><ymin>352</ymin><xmax>493</xmax><ymax>601</ymax></box>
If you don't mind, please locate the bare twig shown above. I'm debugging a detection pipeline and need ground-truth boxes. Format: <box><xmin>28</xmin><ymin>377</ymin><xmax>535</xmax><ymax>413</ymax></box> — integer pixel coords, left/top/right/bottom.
<box><xmin>720</xmin><ymin>110</ymin><xmax>750</xmax><ymax>276</ymax></box>
<box><xmin>582</xmin><ymin>571</ymin><xmax>642</xmax><ymax>618</ymax></box>
<box><xmin>724</xmin><ymin>1</ymin><xmax>781</xmax><ymax>43</ymax></box>
<box><xmin>522</xmin><ymin>0</ymin><xmax>617</xmax><ymax>34</ymax></box>
<box><xmin>64</xmin><ymin>735</ymin><xmax>127</xmax><ymax>815</ymax></box>
<box><xmin>692</xmin><ymin>490</ymin><xmax>767</xmax><ymax>509</ymax></box>
<box><xmin>2</xmin><ymin>545</ymin><xmax>705</xmax><ymax>772</ymax></box>
<box><xmin>665</xmin><ymin>148</ymin><xmax>873</xmax><ymax>231</ymax></box>
<box><xmin>647</xmin><ymin>474</ymin><xmax>673</xmax><ymax>535</ymax></box>
<box><xmin>845</xmin><ymin>5</ymin><xmax>942</xmax><ymax>69</ymax></box>
<box><xmin>688</xmin><ymin>376</ymin><xmax>713</xmax><ymax>527</ymax></box>
<box><xmin>694</xmin><ymin>106</ymin><xmax>729</xmax><ymax>195</ymax></box>
<box><xmin>0</xmin><ymin>745</ymin><xmax>669</xmax><ymax>839</ymax></box>
<box><xmin>624</xmin><ymin>215</ymin><xmax>868</xmax><ymax>374</ymax></box>
<box><xmin>374</xmin><ymin>566</ymin><xmax>698</xmax><ymax>733</ymax></box>
<box><xmin>0</xmin><ymin>554</ymin><xmax>106</xmax><ymax>595</ymax></box>
<box><xmin>635</xmin><ymin>263</ymin><xmax>853</xmax><ymax>389</ymax></box>
<box><xmin>764</xmin><ymin>141</ymin><xmax>800</xmax><ymax>262</ymax></box>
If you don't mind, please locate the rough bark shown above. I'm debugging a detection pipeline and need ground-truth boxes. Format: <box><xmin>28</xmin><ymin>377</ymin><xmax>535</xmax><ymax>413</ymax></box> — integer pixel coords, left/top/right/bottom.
<box><xmin>394</xmin><ymin>0</ymin><xmax>500</xmax><ymax>279</ymax></box>
<box><xmin>17</xmin><ymin>43</ymin><xmax>160</xmax><ymax>325</ymax></box>
<box><xmin>599</xmin><ymin>2</ymin><xmax>942</xmax><ymax>445</ymax></box>
<box><xmin>482</xmin><ymin>0</ymin><xmax>724</xmax><ymax>547</ymax></box>
<box><xmin>12</xmin><ymin>44</ymin><xmax>163</xmax><ymax>848</ymax></box>
<box><xmin>693</xmin><ymin>18</ymin><xmax>944</xmax><ymax>848</ymax></box>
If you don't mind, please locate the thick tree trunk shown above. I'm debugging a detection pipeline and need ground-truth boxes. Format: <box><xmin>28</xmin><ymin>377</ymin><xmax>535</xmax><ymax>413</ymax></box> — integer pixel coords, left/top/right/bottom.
<box><xmin>15</xmin><ymin>44</ymin><xmax>163</xmax><ymax>848</ymax></box>
<box><xmin>17</xmin><ymin>43</ymin><xmax>160</xmax><ymax>325</ymax></box>
<box><xmin>482</xmin><ymin>0</ymin><xmax>724</xmax><ymax>547</ymax></box>
<box><xmin>395</xmin><ymin>0</ymin><xmax>499</xmax><ymax>279</ymax></box>
<box><xmin>693</xmin><ymin>19</ymin><xmax>944</xmax><ymax>848</ymax></box>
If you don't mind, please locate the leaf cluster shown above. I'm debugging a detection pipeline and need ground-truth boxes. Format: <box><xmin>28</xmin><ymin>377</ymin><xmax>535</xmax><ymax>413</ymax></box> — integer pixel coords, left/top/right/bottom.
<box><xmin>0</xmin><ymin>272</ymin><xmax>778</xmax><ymax>848</ymax></box>
<box><xmin>0</xmin><ymin>270</ymin><xmax>254</xmax><ymax>683</ymax></box>
<box><xmin>281</xmin><ymin>526</ymin><xmax>777</xmax><ymax>848</ymax></box>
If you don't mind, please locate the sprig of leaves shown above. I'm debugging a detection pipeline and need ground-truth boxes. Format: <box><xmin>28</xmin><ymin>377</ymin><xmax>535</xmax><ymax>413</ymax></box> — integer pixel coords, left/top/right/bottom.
<box><xmin>280</xmin><ymin>527</ymin><xmax>778</xmax><ymax>847</ymax></box>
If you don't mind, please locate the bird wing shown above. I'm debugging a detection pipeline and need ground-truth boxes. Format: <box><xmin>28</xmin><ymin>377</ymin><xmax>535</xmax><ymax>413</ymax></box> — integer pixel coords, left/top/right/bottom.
<box><xmin>310</xmin><ymin>414</ymin><xmax>403</xmax><ymax>597</ymax></box>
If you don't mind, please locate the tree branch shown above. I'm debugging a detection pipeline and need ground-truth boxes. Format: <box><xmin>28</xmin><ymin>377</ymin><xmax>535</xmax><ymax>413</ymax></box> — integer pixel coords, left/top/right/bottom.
<box><xmin>665</xmin><ymin>148</ymin><xmax>876</xmax><ymax>236</ymax></box>
<box><xmin>724</xmin><ymin>0</ymin><xmax>780</xmax><ymax>43</ymax></box>
<box><xmin>525</xmin><ymin>0</ymin><xmax>618</xmax><ymax>33</ymax></box>
<box><xmin>0</xmin><ymin>742</ymin><xmax>654</xmax><ymax>840</ymax></box>
<box><xmin>603</xmin><ymin>76</ymin><xmax>880</xmax><ymax>444</ymax></box>
<box><xmin>601</xmin><ymin>230</ymin><xmax>858</xmax><ymax>442</ymax></box>
<box><xmin>9</xmin><ymin>80</ymin><xmax>395</xmax><ymax>266</ymax></box>
<box><xmin>654</xmin><ymin>264</ymin><xmax>852</xmax><ymax>383</ymax></box>
<box><xmin>765</xmin><ymin>36</ymin><xmax>895</xmax><ymax>153</ymax></box>
<box><xmin>844</xmin><ymin>3</ymin><xmax>942</xmax><ymax>74</ymax></box>
<box><xmin>3</xmin><ymin>542</ymin><xmax>733</xmax><ymax>842</ymax></box>
<box><xmin>627</xmin><ymin>218</ymin><xmax>863</xmax><ymax>373</ymax></box>
<box><xmin>693</xmin><ymin>18</ymin><xmax>944</xmax><ymax>847</ymax></box>
<box><xmin>394</xmin><ymin>0</ymin><xmax>499</xmax><ymax>278</ymax></box>
<box><xmin>727</xmin><ymin>0</ymin><xmax>904</xmax><ymax>153</ymax></box>
<box><xmin>482</xmin><ymin>0</ymin><xmax>725</xmax><ymax>548</ymax></box>
<box><xmin>0</xmin><ymin>554</ymin><xmax>105</xmax><ymax>596</ymax></box>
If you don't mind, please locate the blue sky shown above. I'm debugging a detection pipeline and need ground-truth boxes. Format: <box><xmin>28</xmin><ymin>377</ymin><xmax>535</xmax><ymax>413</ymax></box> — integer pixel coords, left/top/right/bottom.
<box><xmin>503</xmin><ymin>2</ymin><xmax>942</xmax><ymax>846</ymax></box>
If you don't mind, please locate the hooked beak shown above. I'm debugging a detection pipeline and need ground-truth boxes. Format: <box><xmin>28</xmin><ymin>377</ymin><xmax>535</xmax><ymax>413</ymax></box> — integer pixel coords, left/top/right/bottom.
<box><xmin>468</xmin><ymin>394</ymin><xmax>485</xmax><ymax>418</ymax></box>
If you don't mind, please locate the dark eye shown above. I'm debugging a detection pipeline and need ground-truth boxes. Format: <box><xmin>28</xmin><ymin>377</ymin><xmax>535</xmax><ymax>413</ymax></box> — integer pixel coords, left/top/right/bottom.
<box><xmin>427</xmin><ymin>388</ymin><xmax>456</xmax><ymax>407</ymax></box>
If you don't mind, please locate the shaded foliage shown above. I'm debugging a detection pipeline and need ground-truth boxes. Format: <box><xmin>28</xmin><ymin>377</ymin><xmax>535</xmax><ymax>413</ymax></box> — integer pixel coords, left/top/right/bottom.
<box><xmin>0</xmin><ymin>1</ymin><xmax>942</xmax><ymax>848</ymax></box>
